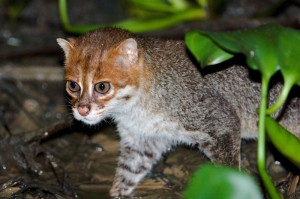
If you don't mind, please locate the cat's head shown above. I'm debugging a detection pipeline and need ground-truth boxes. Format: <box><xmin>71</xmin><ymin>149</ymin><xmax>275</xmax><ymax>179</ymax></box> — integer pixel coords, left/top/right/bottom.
<box><xmin>57</xmin><ymin>28</ymin><xmax>142</xmax><ymax>125</ymax></box>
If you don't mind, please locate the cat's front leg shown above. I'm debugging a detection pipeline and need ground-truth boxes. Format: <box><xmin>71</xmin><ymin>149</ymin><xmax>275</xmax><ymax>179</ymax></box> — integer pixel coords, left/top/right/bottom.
<box><xmin>109</xmin><ymin>135</ymin><xmax>169</xmax><ymax>197</ymax></box>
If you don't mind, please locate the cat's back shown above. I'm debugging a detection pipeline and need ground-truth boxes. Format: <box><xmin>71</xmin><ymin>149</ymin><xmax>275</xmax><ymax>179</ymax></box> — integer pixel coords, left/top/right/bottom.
<box><xmin>135</xmin><ymin>34</ymin><xmax>300</xmax><ymax>139</ymax></box>
<box><xmin>138</xmin><ymin>38</ymin><xmax>260</xmax><ymax>135</ymax></box>
<box><xmin>138</xmin><ymin>38</ymin><xmax>234</xmax><ymax>130</ymax></box>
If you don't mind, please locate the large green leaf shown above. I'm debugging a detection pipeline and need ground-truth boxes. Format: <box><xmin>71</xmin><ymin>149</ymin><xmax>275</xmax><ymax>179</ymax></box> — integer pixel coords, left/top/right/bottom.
<box><xmin>185</xmin><ymin>24</ymin><xmax>300</xmax><ymax>114</ymax></box>
<box><xmin>266</xmin><ymin>27</ymin><xmax>300</xmax><ymax>113</ymax></box>
<box><xmin>265</xmin><ymin>116</ymin><xmax>300</xmax><ymax>167</ymax></box>
<box><xmin>184</xmin><ymin>164</ymin><xmax>263</xmax><ymax>199</ymax></box>
<box><xmin>277</xmin><ymin>27</ymin><xmax>300</xmax><ymax>87</ymax></box>
<box><xmin>200</xmin><ymin>24</ymin><xmax>281</xmax><ymax>80</ymax></box>
<box><xmin>185</xmin><ymin>31</ymin><xmax>234</xmax><ymax>67</ymax></box>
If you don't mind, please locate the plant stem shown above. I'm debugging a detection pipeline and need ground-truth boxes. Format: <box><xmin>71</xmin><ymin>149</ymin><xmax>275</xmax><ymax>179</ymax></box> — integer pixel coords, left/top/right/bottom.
<box><xmin>58</xmin><ymin>0</ymin><xmax>70</xmax><ymax>30</ymax></box>
<box><xmin>257</xmin><ymin>76</ymin><xmax>282</xmax><ymax>199</ymax></box>
<box><xmin>266</xmin><ymin>77</ymin><xmax>294</xmax><ymax>115</ymax></box>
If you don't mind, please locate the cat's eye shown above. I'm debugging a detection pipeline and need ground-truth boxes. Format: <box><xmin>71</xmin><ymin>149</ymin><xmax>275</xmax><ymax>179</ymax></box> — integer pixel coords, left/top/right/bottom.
<box><xmin>94</xmin><ymin>82</ymin><xmax>111</xmax><ymax>94</ymax></box>
<box><xmin>66</xmin><ymin>81</ymin><xmax>81</xmax><ymax>92</ymax></box>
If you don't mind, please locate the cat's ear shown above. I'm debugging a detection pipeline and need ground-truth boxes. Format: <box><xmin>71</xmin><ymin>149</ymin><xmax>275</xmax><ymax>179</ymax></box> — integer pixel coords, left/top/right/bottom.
<box><xmin>115</xmin><ymin>38</ymin><xmax>138</xmax><ymax>68</ymax></box>
<box><xmin>56</xmin><ymin>38</ymin><xmax>74</xmax><ymax>58</ymax></box>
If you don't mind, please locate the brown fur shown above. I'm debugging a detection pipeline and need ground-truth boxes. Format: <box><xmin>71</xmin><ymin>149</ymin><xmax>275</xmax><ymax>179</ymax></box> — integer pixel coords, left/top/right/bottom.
<box><xmin>57</xmin><ymin>27</ymin><xmax>300</xmax><ymax>197</ymax></box>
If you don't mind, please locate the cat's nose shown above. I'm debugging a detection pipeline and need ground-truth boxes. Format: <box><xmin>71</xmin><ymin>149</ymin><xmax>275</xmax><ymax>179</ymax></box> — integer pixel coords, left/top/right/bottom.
<box><xmin>78</xmin><ymin>104</ymin><xmax>91</xmax><ymax>116</ymax></box>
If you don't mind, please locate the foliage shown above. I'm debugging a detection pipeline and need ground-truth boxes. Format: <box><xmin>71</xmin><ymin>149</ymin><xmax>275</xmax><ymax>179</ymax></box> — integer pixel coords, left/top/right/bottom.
<box><xmin>185</xmin><ymin>23</ymin><xmax>300</xmax><ymax>199</ymax></box>
<box><xmin>184</xmin><ymin>164</ymin><xmax>263</xmax><ymax>199</ymax></box>
<box><xmin>58</xmin><ymin>0</ymin><xmax>210</xmax><ymax>33</ymax></box>
<box><xmin>265</xmin><ymin>116</ymin><xmax>300</xmax><ymax>167</ymax></box>
<box><xmin>57</xmin><ymin>0</ymin><xmax>292</xmax><ymax>34</ymax></box>
<box><xmin>56</xmin><ymin>2</ymin><xmax>300</xmax><ymax>197</ymax></box>
<box><xmin>122</xmin><ymin>0</ymin><xmax>226</xmax><ymax>18</ymax></box>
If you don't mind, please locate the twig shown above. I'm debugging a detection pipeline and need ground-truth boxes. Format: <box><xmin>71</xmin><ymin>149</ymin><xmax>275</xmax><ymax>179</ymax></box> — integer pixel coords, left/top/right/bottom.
<box><xmin>25</xmin><ymin>118</ymin><xmax>76</xmax><ymax>144</ymax></box>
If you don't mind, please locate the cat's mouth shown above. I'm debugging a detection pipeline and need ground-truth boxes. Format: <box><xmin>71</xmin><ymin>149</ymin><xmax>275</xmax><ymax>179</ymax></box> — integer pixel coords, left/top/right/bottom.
<box><xmin>77</xmin><ymin>116</ymin><xmax>102</xmax><ymax>125</ymax></box>
<box><xmin>80</xmin><ymin>117</ymin><xmax>99</xmax><ymax>125</ymax></box>
<box><xmin>73</xmin><ymin>109</ymin><xmax>104</xmax><ymax>125</ymax></box>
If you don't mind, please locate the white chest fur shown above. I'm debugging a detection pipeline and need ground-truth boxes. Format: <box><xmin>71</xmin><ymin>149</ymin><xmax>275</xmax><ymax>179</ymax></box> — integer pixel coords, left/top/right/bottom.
<box><xmin>111</xmin><ymin>86</ymin><xmax>208</xmax><ymax>147</ymax></box>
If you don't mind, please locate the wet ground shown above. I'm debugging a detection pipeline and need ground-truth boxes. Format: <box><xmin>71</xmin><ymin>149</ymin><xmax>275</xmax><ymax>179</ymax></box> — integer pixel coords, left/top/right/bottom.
<box><xmin>0</xmin><ymin>68</ymin><xmax>204</xmax><ymax>198</ymax></box>
<box><xmin>0</xmin><ymin>0</ymin><xmax>300</xmax><ymax>198</ymax></box>
<box><xmin>0</xmin><ymin>69</ymin><xmax>299</xmax><ymax>198</ymax></box>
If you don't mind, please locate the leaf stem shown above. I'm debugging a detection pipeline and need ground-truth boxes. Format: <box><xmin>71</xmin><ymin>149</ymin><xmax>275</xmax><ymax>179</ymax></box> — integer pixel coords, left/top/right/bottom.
<box><xmin>258</xmin><ymin>76</ymin><xmax>282</xmax><ymax>199</ymax></box>
<box><xmin>58</xmin><ymin>0</ymin><xmax>70</xmax><ymax>30</ymax></box>
<box><xmin>266</xmin><ymin>77</ymin><xmax>294</xmax><ymax>115</ymax></box>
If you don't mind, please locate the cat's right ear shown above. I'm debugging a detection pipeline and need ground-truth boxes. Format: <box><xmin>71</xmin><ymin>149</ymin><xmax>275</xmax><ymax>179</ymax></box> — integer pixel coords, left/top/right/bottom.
<box><xmin>114</xmin><ymin>38</ymin><xmax>138</xmax><ymax>69</ymax></box>
<box><xmin>56</xmin><ymin>38</ymin><xmax>74</xmax><ymax>58</ymax></box>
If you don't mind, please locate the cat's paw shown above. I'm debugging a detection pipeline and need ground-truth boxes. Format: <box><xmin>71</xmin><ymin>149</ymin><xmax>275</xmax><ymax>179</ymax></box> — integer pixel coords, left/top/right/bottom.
<box><xmin>109</xmin><ymin>179</ymin><xmax>135</xmax><ymax>197</ymax></box>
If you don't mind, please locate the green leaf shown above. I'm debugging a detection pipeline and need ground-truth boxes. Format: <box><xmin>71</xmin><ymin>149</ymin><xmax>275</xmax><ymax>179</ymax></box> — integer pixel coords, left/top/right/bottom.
<box><xmin>127</xmin><ymin>0</ymin><xmax>188</xmax><ymax>13</ymax></box>
<box><xmin>185</xmin><ymin>31</ymin><xmax>234</xmax><ymax>67</ymax></box>
<box><xmin>184</xmin><ymin>164</ymin><xmax>263</xmax><ymax>199</ymax></box>
<box><xmin>58</xmin><ymin>0</ymin><xmax>206</xmax><ymax>34</ymax></box>
<box><xmin>186</xmin><ymin>24</ymin><xmax>300</xmax><ymax>114</ymax></box>
<box><xmin>277</xmin><ymin>25</ymin><xmax>300</xmax><ymax>87</ymax></box>
<box><xmin>265</xmin><ymin>116</ymin><xmax>300</xmax><ymax>168</ymax></box>
<box><xmin>201</xmin><ymin>24</ymin><xmax>281</xmax><ymax>80</ymax></box>
<box><xmin>185</xmin><ymin>24</ymin><xmax>298</xmax><ymax>199</ymax></box>
<box><xmin>266</xmin><ymin>26</ymin><xmax>300</xmax><ymax>114</ymax></box>
<box><xmin>113</xmin><ymin>8</ymin><xmax>206</xmax><ymax>33</ymax></box>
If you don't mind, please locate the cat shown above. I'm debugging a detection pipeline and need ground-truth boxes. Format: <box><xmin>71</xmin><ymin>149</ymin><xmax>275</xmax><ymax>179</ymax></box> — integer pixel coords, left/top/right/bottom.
<box><xmin>57</xmin><ymin>27</ymin><xmax>300</xmax><ymax>197</ymax></box>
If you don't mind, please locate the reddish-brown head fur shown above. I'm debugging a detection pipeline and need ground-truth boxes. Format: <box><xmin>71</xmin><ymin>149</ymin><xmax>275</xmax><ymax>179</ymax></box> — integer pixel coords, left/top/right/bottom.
<box><xmin>57</xmin><ymin>28</ymin><xmax>144</xmax><ymax>124</ymax></box>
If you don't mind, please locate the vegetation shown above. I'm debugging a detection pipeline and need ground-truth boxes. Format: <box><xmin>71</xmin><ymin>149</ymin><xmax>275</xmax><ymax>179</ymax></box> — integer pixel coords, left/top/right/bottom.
<box><xmin>57</xmin><ymin>1</ymin><xmax>300</xmax><ymax>198</ymax></box>
<box><xmin>58</xmin><ymin>0</ymin><xmax>207</xmax><ymax>33</ymax></box>
<box><xmin>185</xmin><ymin>23</ymin><xmax>300</xmax><ymax>199</ymax></box>
<box><xmin>1</xmin><ymin>0</ymin><xmax>299</xmax><ymax>198</ymax></box>
<box><xmin>184</xmin><ymin>164</ymin><xmax>263</xmax><ymax>199</ymax></box>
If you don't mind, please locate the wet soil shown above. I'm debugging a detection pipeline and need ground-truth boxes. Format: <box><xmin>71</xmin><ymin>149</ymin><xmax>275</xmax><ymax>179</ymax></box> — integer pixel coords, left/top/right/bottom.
<box><xmin>0</xmin><ymin>0</ymin><xmax>300</xmax><ymax>198</ymax></box>
<box><xmin>0</xmin><ymin>70</ymin><xmax>299</xmax><ymax>198</ymax></box>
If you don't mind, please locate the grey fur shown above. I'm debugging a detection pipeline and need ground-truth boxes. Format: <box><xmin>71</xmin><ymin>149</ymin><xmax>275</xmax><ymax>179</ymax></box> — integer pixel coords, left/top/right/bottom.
<box><xmin>58</xmin><ymin>28</ymin><xmax>300</xmax><ymax>197</ymax></box>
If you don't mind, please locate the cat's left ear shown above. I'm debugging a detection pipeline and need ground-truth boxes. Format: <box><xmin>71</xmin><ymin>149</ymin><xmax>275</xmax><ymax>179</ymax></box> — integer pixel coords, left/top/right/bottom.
<box><xmin>115</xmin><ymin>38</ymin><xmax>138</xmax><ymax>68</ymax></box>
<box><xmin>56</xmin><ymin>38</ymin><xmax>74</xmax><ymax>58</ymax></box>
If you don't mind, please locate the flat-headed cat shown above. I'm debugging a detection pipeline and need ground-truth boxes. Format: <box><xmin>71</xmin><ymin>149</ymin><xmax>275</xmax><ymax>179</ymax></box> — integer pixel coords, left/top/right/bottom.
<box><xmin>57</xmin><ymin>27</ymin><xmax>300</xmax><ymax>197</ymax></box>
